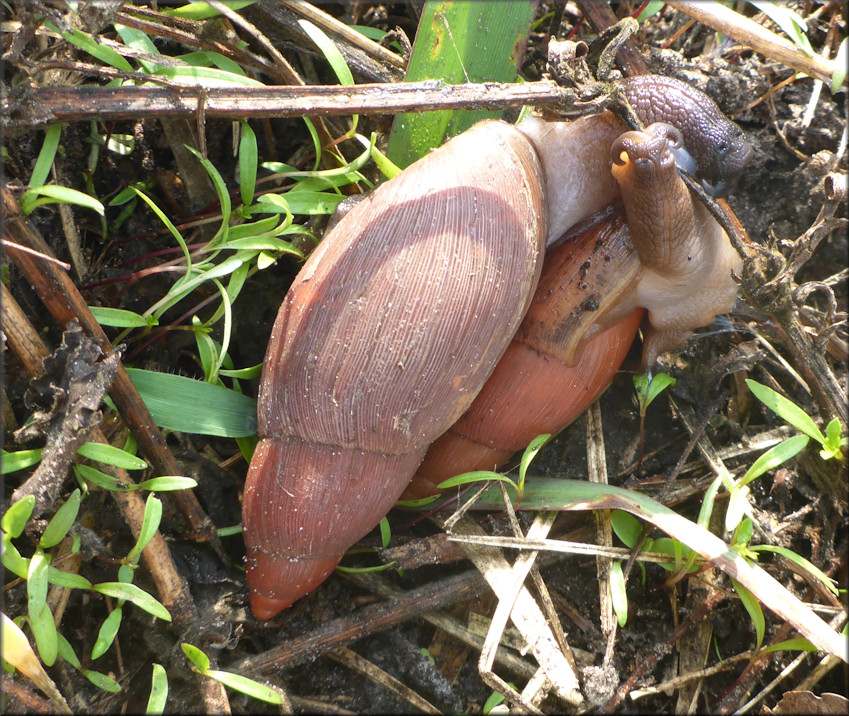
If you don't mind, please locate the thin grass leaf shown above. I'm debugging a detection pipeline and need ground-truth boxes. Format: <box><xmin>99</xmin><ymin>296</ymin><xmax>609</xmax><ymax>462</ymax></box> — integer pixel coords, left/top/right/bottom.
<box><xmin>611</xmin><ymin>510</ymin><xmax>643</xmax><ymax>548</ymax></box>
<box><xmin>832</xmin><ymin>38</ymin><xmax>847</xmax><ymax>93</ymax></box>
<box><xmin>185</xmin><ymin>146</ymin><xmax>231</xmax><ymax>244</ymax></box>
<box><xmin>147</xmin><ymin>257</ymin><xmax>244</xmax><ymax>321</ymax></box>
<box><xmin>216</xmin><ymin>524</ymin><xmax>244</xmax><ymax>538</ymax></box>
<box><xmin>697</xmin><ymin>475</ymin><xmax>725</xmax><ymax>529</ymax></box>
<box><xmin>226</xmin><ymin>215</ymin><xmax>280</xmax><ymax>240</ymax></box>
<box><xmin>738</xmin><ymin>434</ymin><xmax>809</xmax><ymax>488</ymax></box>
<box><xmin>57</xmin><ymin>633</ymin><xmax>82</xmax><ymax>669</ymax></box>
<box><xmin>89</xmin><ymin>306</ymin><xmax>156</xmax><ymax>329</ymax></box>
<box><xmin>92</xmin><ymin>583</ymin><xmax>171</xmax><ymax>621</ymax></box>
<box><xmin>138</xmin><ymin>477</ymin><xmax>198</xmax><ymax>492</ymax></box>
<box><xmin>47</xmin><ymin>22</ymin><xmax>134</xmax><ymax>72</ymax></box>
<box><xmin>1</xmin><ymin>449</ymin><xmax>44</xmax><ymax>475</ymax></box>
<box><xmin>21</xmin><ymin>185</ymin><xmax>105</xmax><ymax>216</ymax></box>
<box><xmin>27</xmin><ymin>124</ymin><xmax>61</xmax><ymax>191</ymax></box>
<box><xmin>762</xmin><ymin>637</ymin><xmax>818</xmax><ymax>654</ymax></box>
<box><xmin>47</xmin><ymin>568</ymin><xmax>91</xmax><ymax>590</ymax></box>
<box><xmin>518</xmin><ymin>434</ymin><xmax>550</xmax><ymax>492</ymax></box>
<box><xmin>335</xmin><ymin>562</ymin><xmax>396</xmax><ymax>574</ymax></box>
<box><xmin>210</xmin><ymin>278</ymin><xmax>232</xmax><ymax>381</ymax></box>
<box><xmin>82</xmin><ymin>669</ymin><xmax>122</xmax><ymax>692</ymax></box>
<box><xmin>354</xmin><ymin>133</ymin><xmax>402</xmax><ymax>179</ymax></box>
<box><xmin>273</xmin><ymin>191</ymin><xmax>347</xmax><ymax>215</ymax></box>
<box><xmin>74</xmin><ymin>464</ymin><xmax>135</xmax><ymax>492</ymax></box>
<box><xmin>224</xmin><ymin>236</ymin><xmax>300</xmax><ymax>252</ymax></box>
<box><xmin>610</xmin><ymin>561</ymin><xmax>629</xmax><ymax>627</ymax></box>
<box><xmin>27</xmin><ymin>551</ymin><xmax>50</xmax><ymax>616</ymax></box>
<box><xmin>165</xmin><ymin>1</ymin><xmax>257</xmax><ymax>21</ymax></box>
<box><xmin>637</xmin><ymin>1</ymin><xmax>666</xmax><ymax>21</ymax></box>
<box><xmin>732</xmin><ymin>579</ymin><xmax>765</xmax><ymax>651</ymax></box>
<box><xmin>3</xmin><ymin>495</ymin><xmax>35</xmax><ymax>536</ymax></box>
<box><xmin>181</xmin><ymin>643</ymin><xmax>210</xmax><ymax>672</ymax></box>
<box><xmin>39</xmin><ymin>489</ymin><xmax>81</xmax><ymax>549</ymax></box>
<box><xmin>395</xmin><ymin>494</ymin><xmax>441</xmax><ymax>508</ymax></box>
<box><xmin>127</xmin><ymin>495</ymin><xmax>163</xmax><ymax>563</ymax></box>
<box><xmin>177</xmin><ymin>51</ymin><xmax>247</xmax><ymax>75</ymax></box>
<box><xmin>77</xmin><ymin>442</ymin><xmax>148</xmax><ymax>471</ymax></box>
<box><xmin>152</xmin><ymin>66</ymin><xmax>265</xmax><ymax>87</ymax></box>
<box><xmin>3</xmin><ymin>535</ymin><xmax>31</xmax><ymax>578</ymax></box>
<box><xmin>205</xmin><ymin>670</ymin><xmax>284</xmax><ymax>705</ymax></box>
<box><xmin>113</xmin><ymin>23</ymin><xmax>161</xmax><ymax>75</ymax></box>
<box><xmin>219</xmin><ymin>364</ymin><xmax>262</xmax><ymax>380</ymax></box>
<box><xmin>379</xmin><ymin>517</ymin><xmax>391</xmax><ymax>549</ymax></box>
<box><xmin>821</xmin><ymin>417</ymin><xmax>847</xmax><ymax>460</ymax></box>
<box><xmin>746</xmin><ymin>379</ymin><xmax>825</xmax><ymax>444</ymax></box>
<box><xmin>299</xmin><ymin>19</ymin><xmax>355</xmax><ymax>88</ymax></box>
<box><xmin>749</xmin><ymin>545</ymin><xmax>839</xmax><ymax>596</ymax></box>
<box><xmin>147</xmin><ymin>664</ymin><xmax>168</xmax><ymax>715</ymax></box>
<box><xmin>193</xmin><ymin>318</ymin><xmax>218</xmax><ymax>383</ymax></box>
<box><xmin>29</xmin><ymin>602</ymin><xmax>58</xmax><ymax>667</ymax></box>
<box><xmin>92</xmin><ymin>606</ymin><xmax>122</xmax><ymax>660</ymax></box>
<box><xmin>437</xmin><ymin>470</ymin><xmax>519</xmax><ymax>494</ymax></box>
<box><xmin>749</xmin><ymin>1</ymin><xmax>814</xmax><ymax>56</ymax></box>
<box><xmin>302</xmin><ymin>116</ymin><xmax>322</xmax><ymax>172</ymax></box>
<box><xmin>131</xmin><ymin>188</ymin><xmax>191</xmax><ymax>271</ymax></box>
<box><xmin>238</xmin><ymin>121</ymin><xmax>257</xmax><ymax>206</ymax></box>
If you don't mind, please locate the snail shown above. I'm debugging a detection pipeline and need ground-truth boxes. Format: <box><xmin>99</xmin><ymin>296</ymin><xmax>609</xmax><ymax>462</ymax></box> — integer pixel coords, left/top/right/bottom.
<box><xmin>405</xmin><ymin>122</ymin><xmax>744</xmax><ymax>498</ymax></box>
<box><xmin>243</xmin><ymin>75</ymin><xmax>751</xmax><ymax>618</ymax></box>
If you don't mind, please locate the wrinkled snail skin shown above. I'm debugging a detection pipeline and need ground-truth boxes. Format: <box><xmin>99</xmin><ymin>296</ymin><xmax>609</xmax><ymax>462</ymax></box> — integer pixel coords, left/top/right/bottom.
<box><xmin>610</xmin><ymin>123</ymin><xmax>743</xmax><ymax>366</ymax></box>
<box><xmin>616</xmin><ymin>75</ymin><xmax>753</xmax><ymax>195</ymax></box>
<box><xmin>243</xmin><ymin>121</ymin><xmax>547</xmax><ymax>619</ymax></box>
<box><xmin>517</xmin><ymin>74</ymin><xmax>753</xmax><ymax>245</ymax></box>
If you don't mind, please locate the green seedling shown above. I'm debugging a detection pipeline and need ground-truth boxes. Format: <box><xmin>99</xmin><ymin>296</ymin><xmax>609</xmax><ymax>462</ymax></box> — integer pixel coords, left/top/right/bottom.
<box><xmin>437</xmin><ymin>434</ymin><xmax>551</xmax><ymax>498</ymax></box>
<box><xmin>633</xmin><ymin>371</ymin><xmax>676</xmax><ymax>473</ymax></box>
<box><xmin>2</xmin><ymin>486</ymin><xmax>173</xmax><ymax>694</ymax></box>
<box><xmin>745</xmin><ymin>379</ymin><xmax>846</xmax><ymax>461</ymax></box>
<box><xmin>182</xmin><ymin>643</ymin><xmax>283</xmax><ymax>705</ymax></box>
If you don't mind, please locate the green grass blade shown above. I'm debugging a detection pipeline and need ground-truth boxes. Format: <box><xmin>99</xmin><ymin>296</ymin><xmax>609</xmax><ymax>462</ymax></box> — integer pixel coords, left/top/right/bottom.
<box><xmin>146</xmin><ymin>664</ymin><xmax>168</xmax><ymax>715</ymax></box>
<box><xmin>745</xmin><ymin>379</ymin><xmax>825</xmax><ymax>444</ymax></box>
<box><xmin>77</xmin><ymin>442</ymin><xmax>148</xmax><ymax>471</ymax></box>
<box><xmin>91</xmin><ymin>583</ymin><xmax>171</xmax><ymax>621</ymax></box>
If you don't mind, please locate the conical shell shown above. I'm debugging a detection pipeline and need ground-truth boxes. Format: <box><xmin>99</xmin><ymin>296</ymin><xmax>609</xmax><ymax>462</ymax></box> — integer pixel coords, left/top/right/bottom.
<box><xmin>244</xmin><ymin>121</ymin><xmax>547</xmax><ymax>617</ymax></box>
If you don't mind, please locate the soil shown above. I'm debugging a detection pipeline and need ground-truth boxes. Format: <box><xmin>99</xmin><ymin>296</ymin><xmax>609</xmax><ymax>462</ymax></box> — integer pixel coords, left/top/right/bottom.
<box><xmin>2</xmin><ymin>2</ymin><xmax>847</xmax><ymax>714</ymax></box>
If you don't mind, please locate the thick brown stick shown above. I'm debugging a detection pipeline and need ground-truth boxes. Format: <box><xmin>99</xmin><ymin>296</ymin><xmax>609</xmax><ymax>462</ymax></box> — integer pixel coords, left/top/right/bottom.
<box><xmin>4</xmin><ymin>80</ymin><xmax>580</xmax><ymax>128</ymax></box>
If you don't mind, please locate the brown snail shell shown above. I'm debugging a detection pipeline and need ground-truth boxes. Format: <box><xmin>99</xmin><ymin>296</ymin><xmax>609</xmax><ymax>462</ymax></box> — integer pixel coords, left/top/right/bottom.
<box><xmin>243</xmin><ymin>121</ymin><xmax>547</xmax><ymax>618</ymax></box>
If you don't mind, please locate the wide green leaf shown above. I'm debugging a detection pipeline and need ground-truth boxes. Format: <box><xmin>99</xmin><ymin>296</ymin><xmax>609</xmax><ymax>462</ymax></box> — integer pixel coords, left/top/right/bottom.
<box><xmin>126</xmin><ymin>369</ymin><xmax>257</xmax><ymax>437</ymax></box>
<box><xmin>387</xmin><ymin>0</ymin><xmax>535</xmax><ymax>167</ymax></box>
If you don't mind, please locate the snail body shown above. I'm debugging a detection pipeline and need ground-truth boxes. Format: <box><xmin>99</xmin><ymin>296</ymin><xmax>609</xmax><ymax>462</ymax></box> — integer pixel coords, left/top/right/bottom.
<box><xmin>244</xmin><ymin>76</ymin><xmax>751</xmax><ymax>617</ymax></box>
<box><xmin>406</xmin><ymin>121</ymin><xmax>744</xmax><ymax>498</ymax></box>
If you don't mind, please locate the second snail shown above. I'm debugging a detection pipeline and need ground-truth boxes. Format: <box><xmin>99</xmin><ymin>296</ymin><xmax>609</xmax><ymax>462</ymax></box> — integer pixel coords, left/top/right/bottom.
<box><xmin>242</xmin><ymin>74</ymin><xmax>752</xmax><ymax>619</ymax></box>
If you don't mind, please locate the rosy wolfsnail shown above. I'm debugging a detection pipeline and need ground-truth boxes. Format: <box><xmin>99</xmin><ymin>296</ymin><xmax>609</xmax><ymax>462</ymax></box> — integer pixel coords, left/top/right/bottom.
<box><xmin>242</xmin><ymin>75</ymin><xmax>751</xmax><ymax>618</ymax></box>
